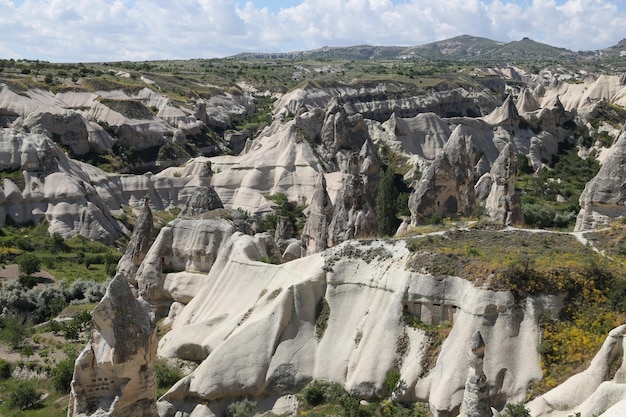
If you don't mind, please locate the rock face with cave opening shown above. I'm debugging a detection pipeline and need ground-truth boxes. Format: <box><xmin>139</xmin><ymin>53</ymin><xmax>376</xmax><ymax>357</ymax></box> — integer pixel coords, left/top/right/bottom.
<box><xmin>68</xmin><ymin>274</ymin><xmax>158</xmax><ymax>417</ymax></box>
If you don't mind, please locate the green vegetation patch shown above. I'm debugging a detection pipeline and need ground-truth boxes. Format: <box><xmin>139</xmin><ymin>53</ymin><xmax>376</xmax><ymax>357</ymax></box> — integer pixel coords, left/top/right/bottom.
<box><xmin>406</xmin><ymin>229</ymin><xmax>606</xmax><ymax>288</ymax></box>
<box><xmin>408</xmin><ymin>228</ymin><xmax>624</xmax><ymax>398</ymax></box>
<box><xmin>99</xmin><ymin>98</ymin><xmax>154</xmax><ymax>119</ymax></box>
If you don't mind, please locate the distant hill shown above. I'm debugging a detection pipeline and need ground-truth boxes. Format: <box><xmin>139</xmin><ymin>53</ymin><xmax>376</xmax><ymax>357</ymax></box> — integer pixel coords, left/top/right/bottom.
<box><xmin>232</xmin><ymin>34</ymin><xmax>583</xmax><ymax>62</ymax></box>
<box><xmin>400</xmin><ymin>35</ymin><xmax>505</xmax><ymax>60</ymax></box>
<box><xmin>600</xmin><ymin>38</ymin><xmax>626</xmax><ymax>57</ymax></box>
<box><xmin>480</xmin><ymin>37</ymin><xmax>574</xmax><ymax>60</ymax></box>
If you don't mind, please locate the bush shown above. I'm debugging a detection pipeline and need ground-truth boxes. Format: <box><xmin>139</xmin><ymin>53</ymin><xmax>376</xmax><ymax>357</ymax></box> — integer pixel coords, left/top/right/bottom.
<box><xmin>502</xmin><ymin>403</ymin><xmax>530</xmax><ymax>417</ymax></box>
<box><xmin>301</xmin><ymin>380</ymin><xmax>346</xmax><ymax>407</ymax></box>
<box><xmin>17</xmin><ymin>253</ymin><xmax>41</xmax><ymax>278</ymax></box>
<box><xmin>522</xmin><ymin>203</ymin><xmax>556</xmax><ymax>228</ymax></box>
<box><xmin>0</xmin><ymin>358</ymin><xmax>12</xmax><ymax>379</ymax></box>
<box><xmin>226</xmin><ymin>399</ymin><xmax>256</xmax><ymax>417</ymax></box>
<box><xmin>53</xmin><ymin>356</ymin><xmax>77</xmax><ymax>393</ymax></box>
<box><xmin>315</xmin><ymin>298</ymin><xmax>330</xmax><ymax>340</ymax></box>
<box><xmin>154</xmin><ymin>360</ymin><xmax>183</xmax><ymax>390</ymax></box>
<box><xmin>0</xmin><ymin>315</ymin><xmax>30</xmax><ymax>349</ymax></box>
<box><xmin>8</xmin><ymin>380</ymin><xmax>41</xmax><ymax>410</ymax></box>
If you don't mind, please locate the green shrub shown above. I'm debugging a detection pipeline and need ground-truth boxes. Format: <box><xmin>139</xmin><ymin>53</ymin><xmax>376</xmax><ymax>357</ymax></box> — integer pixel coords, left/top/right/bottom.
<box><xmin>8</xmin><ymin>380</ymin><xmax>41</xmax><ymax>410</ymax></box>
<box><xmin>154</xmin><ymin>360</ymin><xmax>184</xmax><ymax>390</ymax></box>
<box><xmin>0</xmin><ymin>315</ymin><xmax>30</xmax><ymax>349</ymax></box>
<box><xmin>383</xmin><ymin>370</ymin><xmax>401</xmax><ymax>397</ymax></box>
<box><xmin>226</xmin><ymin>399</ymin><xmax>256</xmax><ymax>417</ymax></box>
<box><xmin>377</xmin><ymin>168</ymin><xmax>400</xmax><ymax>236</ymax></box>
<box><xmin>17</xmin><ymin>252</ymin><xmax>41</xmax><ymax>278</ymax></box>
<box><xmin>0</xmin><ymin>358</ymin><xmax>12</xmax><ymax>379</ymax></box>
<box><xmin>315</xmin><ymin>298</ymin><xmax>330</xmax><ymax>340</ymax></box>
<box><xmin>502</xmin><ymin>403</ymin><xmax>530</xmax><ymax>417</ymax></box>
<box><xmin>301</xmin><ymin>380</ymin><xmax>346</xmax><ymax>407</ymax></box>
<box><xmin>53</xmin><ymin>355</ymin><xmax>77</xmax><ymax>393</ymax></box>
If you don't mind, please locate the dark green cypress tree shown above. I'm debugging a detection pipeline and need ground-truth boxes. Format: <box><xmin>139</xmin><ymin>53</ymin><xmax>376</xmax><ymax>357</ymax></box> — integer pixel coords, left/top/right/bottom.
<box><xmin>376</xmin><ymin>167</ymin><xmax>400</xmax><ymax>236</ymax></box>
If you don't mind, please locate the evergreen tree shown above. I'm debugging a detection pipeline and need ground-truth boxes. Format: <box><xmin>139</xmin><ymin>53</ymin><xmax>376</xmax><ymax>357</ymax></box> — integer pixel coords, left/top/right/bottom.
<box><xmin>376</xmin><ymin>168</ymin><xmax>400</xmax><ymax>236</ymax></box>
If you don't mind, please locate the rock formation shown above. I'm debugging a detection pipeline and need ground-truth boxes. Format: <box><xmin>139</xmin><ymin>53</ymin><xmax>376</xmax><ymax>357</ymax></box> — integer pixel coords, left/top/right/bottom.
<box><xmin>68</xmin><ymin>274</ymin><xmax>157</xmax><ymax>417</ymax></box>
<box><xmin>179</xmin><ymin>185</ymin><xmax>223</xmax><ymax>217</ymax></box>
<box><xmin>155</xmin><ymin>236</ymin><xmax>555</xmax><ymax>416</ymax></box>
<box><xmin>575</xmin><ymin>128</ymin><xmax>626</xmax><ymax>231</ymax></box>
<box><xmin>117</xmin><ymin>198</ymin><xmax>155</xmax><ymax>284</ymax></box>
<box><xmin>409</xmin><ymin>125</ymin><xmax>478</xmax><ymax>224</ymax></box>
<box><xmin>485</xmin><ymin>143</ymin><xmax>523</xmax><ymax>225</ymax></box>
<box><xmin>327</xmin><ymin>140</ymin><xmax>380</xmax><ymax>245</ymax></box>
<box><xmin>528</xmin><ymin>324</ymin><xmax>626</xmax><ymax>417</ymax></box>
<box><xmin>134</xmin><ymin>209</ymin><xmax>254</xmax><ymax>317</ymax></box>
<box><xmin>22</xmin><ymin>111</ymin><xmax>91</xmax><ymax>156</ymax></box>
<box><xmin>302</xmin><ymin>174</ymin><xmax>334</xmax><ymax>255</ymax></box>
<box><xmin>459</xmin><ymin>331</ymin><xmax>492</xmax><ymax>417</ymax></box>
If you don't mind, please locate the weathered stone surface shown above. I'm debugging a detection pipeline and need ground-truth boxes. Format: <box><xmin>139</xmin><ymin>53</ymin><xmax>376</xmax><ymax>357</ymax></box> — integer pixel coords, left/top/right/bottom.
<box><xmin>483</xmin><ymin>95</ymin><xmax>519</xmax><ymax>126</ymax></box>
<box><xmin>409</xmin><ymin>125</ymin><xmax>477</xmax><ymax>224</ymax></box>
<box><xmin>275</xmin><ymin>82</ymin><xmax>497</xmax><ymax>122</ymax></box>
<box><xmin>224</xmin><ymin>129</ymin><xmax>252</xmax><ymax>154</ymax></box>
<box><xmin>327</xmin><ymin>140</ymin><xmax>380</xmax><ymax>245</ymax></box>
<box><xmin>460</xmin><ymin>331</ymin><xmax>492</xmax><ymax>417</ymax></box>
<box><xmin>68</xmin><ymin>274</ymin><xmax>157</xmax><ymax>417</ymax></box>
<box><xmin>135</xmin><ymin>210</ymin><xmax>254</xmax><ymax>317</ymax></box>
<box><xmin>156</xmin><ymin>237</ymin><xmax>557</xmax><ymax>415</ymax></box>
<box><xmin>117</xmin><ymin>198</ymin><xmax>155</xmax><ymax>284</ymax></box>
<box><xmin>575</xmin><ymin>128</ymin><xmax>626</xmax><ymax>231</ymax></box>
<box><xmin>485</xmin><ymin>143</ymin><xmax>523</xmax><ymax>225</ymax></box>
<box><xmin>0</xmin><ymin>130</ymin><xmax>126</xmax><ymax>243</ymax></box>
<box><xmin>179</xmin><ymin>185</ymin><xmax>224</xmax><ymax>217</ymax></box>
<box><xmin>22</xmin><ymin>111</ymin><xmax>91</xmax><ymax>155</ymax></box>
<box><xmin>302</xmin><ymin>174</ymin><xmax>334</xmax><ymax>255</ymax></box>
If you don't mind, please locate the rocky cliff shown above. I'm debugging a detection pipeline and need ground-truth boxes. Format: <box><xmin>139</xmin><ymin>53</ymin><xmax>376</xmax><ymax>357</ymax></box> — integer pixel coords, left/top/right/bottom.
<box><xmin>576</xmin><ymin>128</ymin><xmax>626</xmax><ymax>231</ymax></box>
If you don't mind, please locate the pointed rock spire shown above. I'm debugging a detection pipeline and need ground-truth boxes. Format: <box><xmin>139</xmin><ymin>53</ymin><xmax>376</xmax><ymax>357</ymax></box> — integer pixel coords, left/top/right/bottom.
<box><xmin>68</xmin><ymin>274</ymin><xmax>158</xmax><ymax>417</ymax></box>
<box><xmin>180</xmin><ymin>186</ymin><xmax>224</xmax><ymax>217</ymax></box>
<box><xmin>485</xmin><ymin>144</ymin><xmax>523</xmax><ymax>226</ymax></box>
<box><xmin>116</xmin><ymin>198</ymin><xmax>155</xmax><ymax>285</ymax></box>
<box><xmin>483</xmin><ymin>94</ymin><xmax>520</xmax><ymax>126</ymax></box>
<box><xmin>302</xmin><ymin>173</ymin><xmax>334</xmax><ymax>255</ymax></box>
<box><xmin>460</xmin><ymin>331</ymin><xmax>492</xmax><ymax>417</ymax></box>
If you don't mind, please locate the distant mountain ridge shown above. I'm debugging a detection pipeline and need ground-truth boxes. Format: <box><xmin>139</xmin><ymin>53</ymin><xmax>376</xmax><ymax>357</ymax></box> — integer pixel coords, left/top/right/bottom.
<box><xmin>232</xmin><ymin>34</ymin><xmax>624</xmax><ymax>61</ymax></box>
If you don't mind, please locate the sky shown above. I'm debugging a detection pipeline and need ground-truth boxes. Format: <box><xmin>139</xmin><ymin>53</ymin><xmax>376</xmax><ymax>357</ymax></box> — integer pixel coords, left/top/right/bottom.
<box><xmin>1</xmin><ymin>0</ymin><xmax>626</xmax><ymax>62</ymax></box>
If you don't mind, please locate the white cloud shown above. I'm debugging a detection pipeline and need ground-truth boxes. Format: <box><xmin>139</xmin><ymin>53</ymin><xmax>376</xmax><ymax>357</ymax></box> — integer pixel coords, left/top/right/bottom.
<box><xmin>0</xmin><ymin>0</ymin><xmax>625</xmax><ymax>61</ymax></box>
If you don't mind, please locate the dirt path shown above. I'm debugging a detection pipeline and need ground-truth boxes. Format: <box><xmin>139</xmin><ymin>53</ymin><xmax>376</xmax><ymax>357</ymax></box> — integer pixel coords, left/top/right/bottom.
<box><xmin>0</xmin><ymin>264</ymin><xmax>56</xmax><ymax>283</ymax></box>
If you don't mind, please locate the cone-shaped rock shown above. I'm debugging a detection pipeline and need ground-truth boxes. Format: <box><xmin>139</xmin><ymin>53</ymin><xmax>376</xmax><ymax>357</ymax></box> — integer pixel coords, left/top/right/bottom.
<box><xmin>180</xmin><ymin>186</ymin><xmax>224</xmax><ymax>217</ymax></box>
<box><xmin>409</xmin><ymin>125</ymin><xmax>477</xmax><ymax>224</ymax></box>
<box><xmin>68</xmin><ymin>274</ymin><xmax>157</xmax><ymax>417</ymax></box>
<box><xmin>459</xmin><ymin>331</ymin><xmax>492</xmax><ymax>417</ymax></box>
<box><xmin>302</xmin><ymin>174</ymin><xmax>334</xmax><ymax>255</ymax></box>
<box><xmin>117</xmin><ymin>198</ymin><xmax>155</xmax><ymax>284</ymax></box>
<box><xmin>485</xmin><ymin>143</ymin><xmax>523</xmax><ymax>225</ymax></box>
